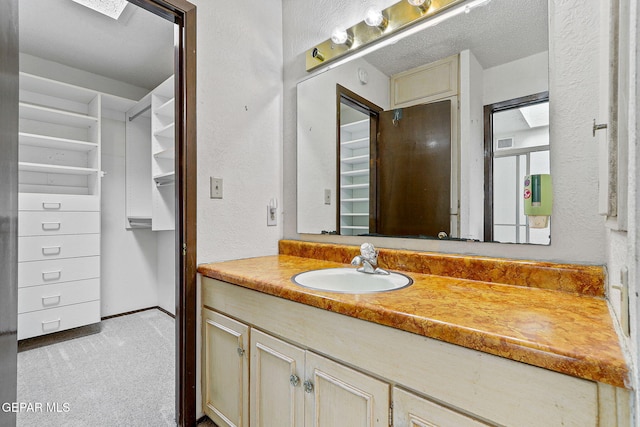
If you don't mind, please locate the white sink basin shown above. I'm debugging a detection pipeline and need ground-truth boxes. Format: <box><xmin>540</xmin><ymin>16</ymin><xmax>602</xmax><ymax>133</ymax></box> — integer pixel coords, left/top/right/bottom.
<box><xmin>292</xmin><ymin>268</ymin><xmax>413</xmax><ymax>294</ymax></box>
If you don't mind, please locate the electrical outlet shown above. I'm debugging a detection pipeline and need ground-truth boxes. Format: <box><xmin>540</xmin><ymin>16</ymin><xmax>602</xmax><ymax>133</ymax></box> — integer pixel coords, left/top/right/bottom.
<box><xmin>611</xmin><ymin>267</ymin><xmax>630</xmax><ymax>337</ymax></box>
<box><xmin>210</xmin><ymin>177</ymin><xmax>223</xmax><ymax>199</ymax></box>
<box><xmin>324</xmin><ymin>189</ymin><xmax>331</xmax><ymax>205</ymax></box>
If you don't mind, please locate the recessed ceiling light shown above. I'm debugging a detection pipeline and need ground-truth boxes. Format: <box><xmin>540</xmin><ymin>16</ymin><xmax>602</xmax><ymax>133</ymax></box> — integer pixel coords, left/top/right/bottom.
<box><xmin>72</xmin><ymin>0</ymin><xmax>128</xmax><ymax>20</ymax></box>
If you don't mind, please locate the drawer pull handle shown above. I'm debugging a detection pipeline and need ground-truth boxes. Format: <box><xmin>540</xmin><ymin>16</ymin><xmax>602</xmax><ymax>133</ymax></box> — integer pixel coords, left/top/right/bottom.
<box><xmin>42</xmin><ymin>202</ymin><xmax>61</xmax><ymax>210</ymax></box>
<box><xmin>42</xmin><ymin>270</ymin><xmax>61</xmax><ymax>281</ymax></box>
<box><xmin>41</xmin><ymin>318</ymin><xmax>61</xmax><ymax>331</ymax></box>
<box><xmin>42</xmin><ymin>294</ymin><xmax>61</xmax><ymax>306</ymax></box>
<box><xmin>41</xmin><ymin>246</ymin><xmax>61</xmax><ymax>256</ymax></box>
<box><xmin>41</xmin><ymin>222</ymin><xmax>61</xmax><ymax>231</ymax></box>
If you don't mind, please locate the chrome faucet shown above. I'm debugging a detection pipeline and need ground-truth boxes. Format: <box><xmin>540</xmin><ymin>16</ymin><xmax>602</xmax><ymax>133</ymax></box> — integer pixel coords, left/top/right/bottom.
<box><xmin>351</xmin><ymin>243</ymin><xmax>389</xmax><ymax>275</ymax></box>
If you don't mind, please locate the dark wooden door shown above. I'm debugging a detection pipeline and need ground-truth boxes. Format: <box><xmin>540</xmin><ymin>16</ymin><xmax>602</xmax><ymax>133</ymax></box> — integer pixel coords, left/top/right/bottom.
<box><xmin>374</xmin><ymin>100</ymin><xmax>451</xmax><ymax>237</ymax></box>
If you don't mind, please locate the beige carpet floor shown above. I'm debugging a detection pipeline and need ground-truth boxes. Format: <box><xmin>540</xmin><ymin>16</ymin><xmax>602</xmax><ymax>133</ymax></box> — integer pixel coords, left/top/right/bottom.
<box><xmin>17</xmin><ymin>309</ymin><xmax>175</xmax><ymax>426</ymax></box>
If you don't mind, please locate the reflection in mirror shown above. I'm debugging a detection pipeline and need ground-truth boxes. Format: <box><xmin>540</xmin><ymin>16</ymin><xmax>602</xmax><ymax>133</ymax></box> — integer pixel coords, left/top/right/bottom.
<box><xmin>297</xmin><ymin>0</ymin><xmax>549</xmax><ymax>244</ymax></box>
<box><xmin>486</xmin><ymin>96</ymin><xmax>550</xmax><ymax>245</ymax></box>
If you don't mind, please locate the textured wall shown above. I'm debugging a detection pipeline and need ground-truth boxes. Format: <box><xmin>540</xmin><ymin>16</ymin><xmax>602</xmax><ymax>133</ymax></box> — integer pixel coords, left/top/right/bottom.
<box><xmin>193</xmin><ymin>0</ymin><xmax>284</xmax><ymax>264</ymax></box>
<box><xmin>283</xmin><ymin>0</ymin><xmax>606</xmax><ymax>264</ymax></box>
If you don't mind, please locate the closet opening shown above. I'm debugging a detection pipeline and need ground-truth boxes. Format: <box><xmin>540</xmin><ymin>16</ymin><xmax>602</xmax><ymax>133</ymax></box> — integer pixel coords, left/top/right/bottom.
<box><xmin>16</xmin><ymin>0</ymin><xmax>196</xmax><ymax>425</ymax></box>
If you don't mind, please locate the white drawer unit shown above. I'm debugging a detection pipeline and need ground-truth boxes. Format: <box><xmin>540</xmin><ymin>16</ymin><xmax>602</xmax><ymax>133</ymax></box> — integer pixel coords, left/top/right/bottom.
<box><xmin>17</xmin><ymin>73</ymin><xmax>111</xmax><ymax>340</ymax></box>
<box><xmin>18</xmin><ymin>279</ymin><xmax>100</xmax><ymax>314</ymax></box>
<box><xmin>19</xmin><ymin>193</ymin><xmax>100</xmax><ymax>212</ymax></box>
<box><xmin>17</xmin><ymin>300</ymin><xmax>101</xmax><ymax>340</ymax></box>
<box><xmin>18</xmin><ymin>211</ymin><xmax>100</xmax><ymax>236</ymax></box>
<box><xmin>18</xmin><ymin>234</ymin><xmax>100</xmax><ymax>262</ymax></box>
<box><xmin>18</xmin><ymin>256</ymin><xmax>100</xmax><ymax>289</ymax></box>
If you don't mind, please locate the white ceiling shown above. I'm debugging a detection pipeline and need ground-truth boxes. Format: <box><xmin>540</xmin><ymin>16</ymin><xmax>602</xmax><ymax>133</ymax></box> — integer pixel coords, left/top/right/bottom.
<box><xmin>365</xmin><ymin>0</ymin><xmax>548</xmax><ymax>76</ymax></box>
<box><xmin>19</xmin><ymin>0</ymin><xmax>175</xmax><ymax>91</ymax></box>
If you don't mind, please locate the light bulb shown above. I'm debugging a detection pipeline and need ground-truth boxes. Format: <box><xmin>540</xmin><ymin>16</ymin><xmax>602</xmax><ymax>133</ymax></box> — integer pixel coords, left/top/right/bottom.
<box><xmin>364</xmin><ymin>8</ymin><xmax>387</xmax><ymax>29</ymax></box>
<box><xmin>407</xmin><ymin>0</ymin><xmax>431</xmax><ymax>12</ymax></box>
<box><xmin>331</xmin><ymin>28</ymin><xmax>349</xmax><ymax>45</ymax></box>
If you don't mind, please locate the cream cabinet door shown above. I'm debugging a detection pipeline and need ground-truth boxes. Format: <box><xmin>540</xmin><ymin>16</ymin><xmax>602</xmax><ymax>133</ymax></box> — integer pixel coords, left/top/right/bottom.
<box><xmin>304</xmin><ymin>351</ymin><xmax>389</xmax><ymax>427</ymax></box>
<box><xmin>250</xmin><ymin>329</ymin><xmax>305</xmax><ymax>427</ymax></box>
<box><xmin>202</xmin><ymin>308</ymin><xmax>249</xmax><ymax>427</ymax></box>
<box><xmin>393</xmin><ymin>387</ymin><xmax>489</xmax><ymax>427</ymax></box>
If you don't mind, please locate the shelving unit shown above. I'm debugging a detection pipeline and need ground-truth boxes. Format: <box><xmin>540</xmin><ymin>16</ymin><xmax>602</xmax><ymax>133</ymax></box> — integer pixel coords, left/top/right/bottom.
<box><xmin>125</xmin><ymin>94</ymin><xmax>152</xmax><ymax>229</ymax></box>
<box><xmin>151</xmin><ymin>75</ymin><xmax>176</xmax><ymax>231</ymax></box>
<box><xmin>17</xmin><ymin>73</ymin><xmax>109</xmax><ymax>340</ymax></box>
<box><xmin>339</xmin><ymin>110</ymin><xmax>370</xmax><ymax>236</ymax></box>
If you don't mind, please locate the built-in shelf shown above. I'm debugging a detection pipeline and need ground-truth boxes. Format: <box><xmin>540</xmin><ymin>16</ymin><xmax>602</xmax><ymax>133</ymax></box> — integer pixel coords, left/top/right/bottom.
<box><xmin>341</xmin><ymin>169</ymin><xmax>369</xmax><ymax>177</ymax></box>
<box><xmin>341</xmin><ymin>197</ymin><xmax>369</xmax><ymax>203</ymax></box>
<box><xmin>19</xmin><ymin>162</ymin><xmax>98</xmax><ymax>176</ymax></box>
<box><xmin>341</xmin><ymin>154</ymin><xmax>369</xmax><ymax>165</ymax></box>
<box><xmin>156</xmin><ymin>98</ymin><xmax>175</xmax><ymax>118</ymax></box>
<box><xmin>154</xmin><ymin>122</ymin><xmax>175</xmax><ymax>139</ymax></box>
<box><xmin>341</xmin><ymin>137</ymin><xmax>369</xmax><ymax>150</ymax></box>
<box><xmin>341</xmin><ymin>213</ymin><xmax>369</xmax><ymax>217</ymax></box>
<box><xmin>153</xmin><ymin>147</ymin><xmax>175</xmax><ymax>160</ymax></box>
<box><xmin>340</xmin><ymin>119</ymin><xmax>369</xmax><ymax>133</ymax></box>
<box><xmin>340</xmin><ymin>225</ymin><xmax>369</xmax><ymax>230</ymax></box>
<box><xmin>19</xmin><ymin>102</ymin><xmax>98</xmax><ymax>128</ymax></box>
<box><xmin>19</xmin><ymin>132</ymin><xmax>97</xmax><ymax>152</ymax></box>
<box><xmin>127</xmin><ymin>216</ymin><xmax>152</xmax><ymax>229</ymax></box>
<box><xmin>153</xmin><ymin>171</ymin><xmax>175</xmax><ymax>186</ymax></box>
<box><xmin>341</xmin><ymin>183</ymin><xmax>369</xmax><ymax>190</ymax></box>
<box><xmin>20</xmin><ymin>72</ymin><xmax>97</xmax><ymax>105</ymax></box>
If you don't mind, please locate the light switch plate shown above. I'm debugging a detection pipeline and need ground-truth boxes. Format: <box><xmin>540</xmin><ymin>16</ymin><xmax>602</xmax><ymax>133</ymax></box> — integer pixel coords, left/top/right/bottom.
<box><xmin>267</xmin><ymin>206</ymin><xmax>277</xmax><ymax>226</ymax></box>
<box><xmin>324</xmin><ymin>189</ymin><xmax>331</xmax><ymax>205</ymax></box>
<box><xmin>210</xmin><ymin>177</ymin><xmax>223</xmax><ymax>199</ymax></box>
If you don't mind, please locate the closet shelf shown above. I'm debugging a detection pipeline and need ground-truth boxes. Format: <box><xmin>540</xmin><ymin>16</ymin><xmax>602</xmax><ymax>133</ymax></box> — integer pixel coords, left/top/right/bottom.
<box><xmin>154</xmin><ymin>171</ymin><xmax>175</xmax><ymax>186</ymax></box>
<box><xmin>340</xmin><ymin>119</ymin><xmax>369</xmax><ymax>133</ymax></box>
<box><xmin>19</xmin><ymin>132</ymin><xmax>97</xmax><ymax>152</ymax></box>
<box><xmin>341</xmin><ymin>197</ymin><xmax>369</xmax><ymax>203</ymax></box>
<box><xmin>341</xmin><ymin>183</ymin><xmax>369</xmax><ymax>190</ymax></box>
<box><xmin>19</xmin><ymin>162</ymin><xmax>99</xmax><ymax>176</ymax></box>
<box><xmin>341</xmin><ymin>155</ymin><xmax>369</xmax><ymax>165</ymax></box>
<box><xmin>20</xmin><ymin>72</ymin><xmax>97</xmax><ymax>105</ymax></box>
<box><xmin>156</xmin><ymin>98</ymin><xmax>175</xmax><ymax>118</ymax></box>
<box><xmin>341</xmin><ymin>137</ymin><xmax>369</xmax><ymax>150</ymax></box>
<box><xmin>19</xmin><ymin>102</ymin><xmax>98</xmax><ymax>128</ymax></box>
<box><xmin>340</xmin><ymin>169</ymin><xmax>369</xmax><ymax>177</ymax></box>
<box><xmin>340</xmin><ymin>213</ymin><xmax>369</xmax><ymax>217</ymax></box>
<box><xmin>340</xmin><ymin>225</ymin><xmax>369</xmax><ymax>230</ymax></box>
<box><xmin>153</xmin><ymin>147</ymin><xmax>175</xmax><ymax>160</ymax></box>
<box><xmin>154</xmin><ymin>122</ymin><xmax>175</xmax><ymax>139</ymax></box>
<box><xmin>127</xmin><ymin>216</ymin><xmax>152</xmax><ymax>229</ymax></box>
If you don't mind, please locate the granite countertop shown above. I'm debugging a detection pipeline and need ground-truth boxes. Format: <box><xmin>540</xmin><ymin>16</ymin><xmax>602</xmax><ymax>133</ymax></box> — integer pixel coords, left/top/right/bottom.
<box><xmin>198</xmin><ymin>242</ymin><xmax>629</xmax><ymax>389</ymax></box>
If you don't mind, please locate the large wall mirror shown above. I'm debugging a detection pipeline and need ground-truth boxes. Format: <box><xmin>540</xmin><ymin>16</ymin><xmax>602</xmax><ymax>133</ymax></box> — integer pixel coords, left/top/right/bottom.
<box><xmin>297</xmin><ymin>0</ymin><xmax>550</xmax><ymax>244</ymax></box>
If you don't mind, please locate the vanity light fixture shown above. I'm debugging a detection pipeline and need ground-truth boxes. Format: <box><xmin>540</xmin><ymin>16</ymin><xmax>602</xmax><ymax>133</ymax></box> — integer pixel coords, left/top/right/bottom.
<box><xmin>306</xmin><ymin>0</ymin><xmax>468</xmax><ymax>71</ymax></box>
<box><xmin>406</xmin><ymin>0</ymin><xmax>432</xmax><ymax>13</ymax></box>
<box><xmin>364</xmin><ymin>8</ymin><xmax>389</xmax><ymax>31</ymax></box>
<box><xmin>71</xmin><ymin>0</ymin><xmax>128</xmax><ymax>19</ymax></box>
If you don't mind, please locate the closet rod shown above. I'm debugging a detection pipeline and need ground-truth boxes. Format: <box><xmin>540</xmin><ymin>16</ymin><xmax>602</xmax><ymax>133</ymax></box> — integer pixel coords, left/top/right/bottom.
<box><xmin>128</xmin><ymin>104</ymin><xmax>151</xmax><ymax>121</ymax></box>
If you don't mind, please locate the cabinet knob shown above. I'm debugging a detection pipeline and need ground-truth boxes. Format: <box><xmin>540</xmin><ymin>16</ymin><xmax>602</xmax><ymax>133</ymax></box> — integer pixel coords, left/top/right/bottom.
<box><xmin>290</xmin><ymin>374</ymin><xmax>300</xmax><ymax>387</ymax></box>
<box><xmin>237</xmin><ymin>347</ymin><xmax>245</xmax><ymax>357</ymax></box>
<box><xmin>303</xmin><ymin>380</ymin><xmax>314</xmax><ymax>394</ymax></box>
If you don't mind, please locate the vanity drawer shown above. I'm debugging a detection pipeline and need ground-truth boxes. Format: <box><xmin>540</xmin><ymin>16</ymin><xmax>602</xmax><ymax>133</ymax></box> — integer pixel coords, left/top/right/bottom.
<box><xmin>18</xmin><ymin>234</ymin><xmax>100</xmax><ymax>262</ymax></box>
<box><xmin>19</xmin><ymin>193</ymin><xmax>100</xmax><ymax>212</ymax></box>
<box><xmin>19</xmin><ymin>211</ymin><xmax>100</xmax><ymax>236</ymax></box>
<box><xmin>18</xmin><ymin>279</ymin><xmax>100</xmax><ymax>314</ymax></box>
<box><xmin>18</xmin><ymin>256</ymin><xmax>100</xmax><ymax>288</ymax></box>
<box><xmin>18</xmin><ymin>300</ymin><xmax>101</xmax><ymax>340</ymax></box>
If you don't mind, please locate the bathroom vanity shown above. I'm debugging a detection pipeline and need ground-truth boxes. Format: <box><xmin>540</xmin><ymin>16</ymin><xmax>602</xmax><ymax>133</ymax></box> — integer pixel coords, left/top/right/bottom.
<box><xmin>198</xmin><ymin>241</ymin><xmax>630</xmax><ymax>427</ymax></box>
